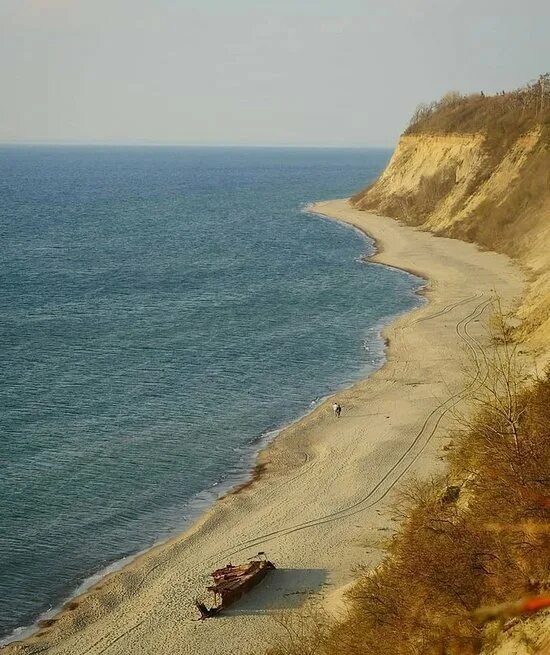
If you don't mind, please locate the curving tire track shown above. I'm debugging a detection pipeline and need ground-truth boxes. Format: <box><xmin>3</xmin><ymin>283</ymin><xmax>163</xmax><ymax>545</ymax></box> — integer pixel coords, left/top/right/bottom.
<box><xmin>216</xmin><ymin>297</ymin><xmax>493</xmax><ymax>562</ymax></box>
<box><xmin>411</xmin><ymin>292</ymin><xmax>482</xmax><ymax>324</ymax></box>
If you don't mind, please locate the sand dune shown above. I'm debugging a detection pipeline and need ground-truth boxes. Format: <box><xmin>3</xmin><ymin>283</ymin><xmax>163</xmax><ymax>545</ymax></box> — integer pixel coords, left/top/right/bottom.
<box><xmin>3</xmin><ymin>199</ymin><xmax>526</xmax><ymax>655</ymax></box>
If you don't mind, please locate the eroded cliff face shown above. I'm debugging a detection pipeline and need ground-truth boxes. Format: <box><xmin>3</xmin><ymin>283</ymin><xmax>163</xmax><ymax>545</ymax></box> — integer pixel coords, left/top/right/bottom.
<box><xmin>353</xmin><ymin>131</ymin><xmax>550</xmax><ymax>352</ymax></box>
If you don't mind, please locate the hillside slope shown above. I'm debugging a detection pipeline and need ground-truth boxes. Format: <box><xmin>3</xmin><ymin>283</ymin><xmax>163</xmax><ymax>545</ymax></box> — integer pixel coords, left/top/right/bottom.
<box><xmin>263</xmin><ymin>79</ymin><xmax>550</xmax><ymax>655</ymax></box>
<box><xmin>353</xmin><ymin>82</ymin><xmax>550</xmax><ymax>354</ymax></box>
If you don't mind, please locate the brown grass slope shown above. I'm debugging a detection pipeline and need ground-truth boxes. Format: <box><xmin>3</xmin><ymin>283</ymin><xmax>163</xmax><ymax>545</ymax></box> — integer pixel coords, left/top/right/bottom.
<box><xmin>352</xmin><ymin>76</ymin><xmax>550</xmax><ymax>352</ymax></box>
<box><xmin>267</xmin><ymin>332</ymin><xmax>550</xmax><ymax>655</ymax></box>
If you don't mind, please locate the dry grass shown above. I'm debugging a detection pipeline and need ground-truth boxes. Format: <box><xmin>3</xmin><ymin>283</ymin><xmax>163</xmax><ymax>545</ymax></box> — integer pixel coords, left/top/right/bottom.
<box><xmin>405</xmin><ymin>76</ymin><xmax>550</xmax><ymax>153</ymax></box>
<box><xmin>265</xmin><ymin>327</ymin><xmax>550</xmax><ymax>655</ymax></box>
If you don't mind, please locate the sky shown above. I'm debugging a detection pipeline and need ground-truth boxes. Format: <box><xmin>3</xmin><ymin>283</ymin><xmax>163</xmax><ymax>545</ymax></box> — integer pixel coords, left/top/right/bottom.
<box><xmin>1</xmin><ymin>0</ymin><xmax>549</xmax><ymax>146</ymax></box>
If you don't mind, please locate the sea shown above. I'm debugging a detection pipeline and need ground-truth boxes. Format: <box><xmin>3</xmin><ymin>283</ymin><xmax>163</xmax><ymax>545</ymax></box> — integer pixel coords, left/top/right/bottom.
<box><xmin>0</xmin><ymin>145</ymin><xmax>423</xmax><ymax>641</ymax></box>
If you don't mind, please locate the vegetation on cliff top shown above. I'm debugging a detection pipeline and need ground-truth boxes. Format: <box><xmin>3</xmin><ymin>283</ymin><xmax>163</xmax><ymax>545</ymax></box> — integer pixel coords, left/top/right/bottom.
<box><xmin>405</xmin><ymin>74</ymin><xmax>550</xmax><ymax>151</ymax></box>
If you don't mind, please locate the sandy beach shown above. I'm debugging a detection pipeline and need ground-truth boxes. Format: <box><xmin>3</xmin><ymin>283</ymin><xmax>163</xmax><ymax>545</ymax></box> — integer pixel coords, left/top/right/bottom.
<box><xmin>3</xmin><ymin>199</ymin><xmax>526</xmax><ymax>655</ymax></box>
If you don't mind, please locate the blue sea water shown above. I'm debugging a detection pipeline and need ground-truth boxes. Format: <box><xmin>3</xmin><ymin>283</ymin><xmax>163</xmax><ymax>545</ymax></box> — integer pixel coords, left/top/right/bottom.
<box><xmin>0</xmin><ymin>146</ymin><xmax>422</xmax><ymax>640</ymax></box>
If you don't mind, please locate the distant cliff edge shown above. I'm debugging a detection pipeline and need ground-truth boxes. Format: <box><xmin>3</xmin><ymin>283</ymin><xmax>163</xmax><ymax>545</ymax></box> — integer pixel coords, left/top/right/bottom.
<box><xmin>353</xmin><ymin>78</ymin><xmax>550</xmax><ymax>354</ymax></box>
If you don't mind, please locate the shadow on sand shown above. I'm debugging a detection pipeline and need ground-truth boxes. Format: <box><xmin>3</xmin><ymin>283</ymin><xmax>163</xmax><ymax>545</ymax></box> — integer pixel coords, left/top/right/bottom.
<box><xmin>223</xmin><ymin>568</ymin><xmax>328</xmax><ymax>616</ymax></box>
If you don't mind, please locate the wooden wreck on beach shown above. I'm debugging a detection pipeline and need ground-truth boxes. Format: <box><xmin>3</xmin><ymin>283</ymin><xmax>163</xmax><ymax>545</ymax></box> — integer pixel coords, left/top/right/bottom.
<box><xmin>195</xmin><ymin>554</ymin><xmax>275</xmax><ymax>619</ymax></box>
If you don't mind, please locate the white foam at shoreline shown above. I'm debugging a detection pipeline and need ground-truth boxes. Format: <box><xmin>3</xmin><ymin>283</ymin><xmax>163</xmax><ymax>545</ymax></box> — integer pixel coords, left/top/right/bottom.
<box><xmin>1</xmin><ymin>204</ymin><xmax>426</xmax><ymax>648</ymax></box>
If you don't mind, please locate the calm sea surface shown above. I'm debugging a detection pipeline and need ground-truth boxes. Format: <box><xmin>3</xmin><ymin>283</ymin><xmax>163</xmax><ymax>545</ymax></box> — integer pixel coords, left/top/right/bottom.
<box><xmin>0</xmin><ymin>146</ymin><xmax>422</xmax><ymax>639</ymax></box>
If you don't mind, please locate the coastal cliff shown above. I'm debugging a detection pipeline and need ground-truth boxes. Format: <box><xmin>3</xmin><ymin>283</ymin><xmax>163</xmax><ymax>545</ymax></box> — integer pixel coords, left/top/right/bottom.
<box><xmin>352</xmin><ymin>82</ymin><xmax>550</xmax><ymax>655</ymax></box>
<box><xmin>266</xmin><ymin>80</ymin><xmax>550</xmax><ymax>655</ymax></box>
<box><xmin>353</xmin><ymin>88</ymin><xmax>550</xmax><ymax>354</ymax></box>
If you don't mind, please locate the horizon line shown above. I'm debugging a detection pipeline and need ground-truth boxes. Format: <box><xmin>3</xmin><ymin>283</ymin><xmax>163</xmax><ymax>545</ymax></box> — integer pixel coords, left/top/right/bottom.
<box><xmin>0</xmin><ymin>141</ymin><xmax>395</xmax><ymax>149</ymax></box>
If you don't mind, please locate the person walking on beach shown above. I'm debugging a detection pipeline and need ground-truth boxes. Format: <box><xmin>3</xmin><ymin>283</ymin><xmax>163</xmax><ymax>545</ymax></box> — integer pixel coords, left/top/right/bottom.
<box><xmin>332</xmin><ymin>402</ymin><xmax>342</xmax><ymax>419</ymax></box>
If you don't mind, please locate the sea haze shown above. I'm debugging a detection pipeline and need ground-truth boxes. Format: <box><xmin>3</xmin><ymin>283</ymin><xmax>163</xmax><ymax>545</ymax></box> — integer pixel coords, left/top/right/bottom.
<box><xmin>0</xmin><ymin>146</ymin><xmax>422</xmax><ymax>639</ymax></box>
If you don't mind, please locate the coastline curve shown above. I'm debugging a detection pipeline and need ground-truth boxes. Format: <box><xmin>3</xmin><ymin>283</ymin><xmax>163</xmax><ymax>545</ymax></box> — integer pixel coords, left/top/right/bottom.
<box><xmin>1</xmin><ymin>199</ymin><xmax>526</xmax><ymax>655</ymax></box>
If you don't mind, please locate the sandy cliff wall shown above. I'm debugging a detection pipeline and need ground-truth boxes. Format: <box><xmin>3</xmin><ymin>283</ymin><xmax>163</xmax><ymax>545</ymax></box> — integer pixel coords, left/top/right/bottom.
<box><xmin>353</xmin><ymin>131</ymin><xmax>550</xmax><ymax>354</ymax></box>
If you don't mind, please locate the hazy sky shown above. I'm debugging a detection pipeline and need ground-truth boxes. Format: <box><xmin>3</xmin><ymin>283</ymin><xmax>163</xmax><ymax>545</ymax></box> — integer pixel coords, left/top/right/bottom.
<box><xmin>1</xmin><ymin>0</ymin><xmax>549</xmax><ymax>146</ymax></box>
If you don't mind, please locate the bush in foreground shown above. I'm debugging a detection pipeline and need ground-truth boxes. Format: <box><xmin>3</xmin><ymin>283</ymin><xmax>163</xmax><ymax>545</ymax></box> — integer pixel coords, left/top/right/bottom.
<box><xmin>266</xmin><ymin>347</ymin><xmax>550</xmax><ymax>654</ymax></box>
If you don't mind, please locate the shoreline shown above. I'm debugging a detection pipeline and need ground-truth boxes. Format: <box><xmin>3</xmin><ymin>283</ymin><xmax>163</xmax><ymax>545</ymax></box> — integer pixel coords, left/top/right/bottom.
<box><xmin>2</xmin><ymin>199</ymin><xmax>526</xmax><ymax>655</ymax></box>
<box><xmin>0</xmin><ymin>208</ymin><xmax>414</xmax><ymax>648</ymax></box>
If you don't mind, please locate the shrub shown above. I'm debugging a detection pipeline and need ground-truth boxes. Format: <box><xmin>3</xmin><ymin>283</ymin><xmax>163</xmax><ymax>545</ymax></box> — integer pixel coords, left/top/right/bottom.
<box><xmin>266</xmin><ymin>333</ymin><xmax>550</xmax><ymax>655</ymax></box>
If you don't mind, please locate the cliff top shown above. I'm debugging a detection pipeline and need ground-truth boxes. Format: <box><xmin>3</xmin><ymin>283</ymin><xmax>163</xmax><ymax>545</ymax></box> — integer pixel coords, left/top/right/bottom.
<box><xmin>405</xmin><ymin>74</ymin><xmax>550</xmax><ymax>151</ymax></box>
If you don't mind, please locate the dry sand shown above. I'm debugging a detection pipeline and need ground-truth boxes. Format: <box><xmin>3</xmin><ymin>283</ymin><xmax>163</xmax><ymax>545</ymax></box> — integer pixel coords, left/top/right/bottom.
<box><xmin>3</xmin><ymin>199</ymin><xmax>526</xmax><ymax>655</ymax></box>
